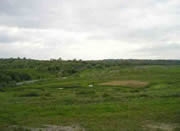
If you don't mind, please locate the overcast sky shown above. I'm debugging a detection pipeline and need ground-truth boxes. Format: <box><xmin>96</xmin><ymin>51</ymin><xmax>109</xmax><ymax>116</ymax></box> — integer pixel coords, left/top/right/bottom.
<box><xmin>0</xmin><ymin>0</ymin><xmax>180</xmax><ymax>60</ymax></box>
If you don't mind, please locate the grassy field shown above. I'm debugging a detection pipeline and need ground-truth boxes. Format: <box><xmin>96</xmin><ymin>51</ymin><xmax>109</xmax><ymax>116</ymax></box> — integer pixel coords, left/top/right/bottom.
<box><xmin>0</xmin><ymin>65</ymin><xmax>180</xmax><ymax>131</ymax></box>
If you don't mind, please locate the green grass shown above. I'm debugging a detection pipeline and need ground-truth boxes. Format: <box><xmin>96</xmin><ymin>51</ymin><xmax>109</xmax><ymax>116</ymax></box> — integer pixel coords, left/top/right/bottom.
<box><xmin>0</xmin><ymin>65</ymin><xmax>180</xmax><ymax>130</ymax></box>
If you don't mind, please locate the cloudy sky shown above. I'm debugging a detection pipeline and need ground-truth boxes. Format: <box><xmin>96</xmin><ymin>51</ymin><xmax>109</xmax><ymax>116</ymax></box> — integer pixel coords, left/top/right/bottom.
<box><xmin>0</xmin><ymin>0</ymin><xmax>180</xmax><ymax>60</ymax></box>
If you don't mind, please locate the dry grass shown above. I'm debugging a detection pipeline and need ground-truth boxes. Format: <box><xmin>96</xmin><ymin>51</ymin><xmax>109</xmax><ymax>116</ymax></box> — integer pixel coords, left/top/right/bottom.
<box><xmin>99</xmin><ymin>80</ymin><xmax>148</xmax><ymax>87</ymax></box>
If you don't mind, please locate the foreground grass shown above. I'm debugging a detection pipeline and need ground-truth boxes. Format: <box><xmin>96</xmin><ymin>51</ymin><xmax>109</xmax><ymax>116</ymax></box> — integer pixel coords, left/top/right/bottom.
<box><xmin>0</xmin><ymin>65</ymin><xmax>180</xmax><ymax>130</ymax></box>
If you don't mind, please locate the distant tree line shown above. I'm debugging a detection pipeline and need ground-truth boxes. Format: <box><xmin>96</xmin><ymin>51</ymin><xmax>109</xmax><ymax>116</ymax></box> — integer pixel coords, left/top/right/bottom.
<box><xmin>0</xmin><ymin>58</ymin><xmax>180</xmax><ymax>88</ymax></box>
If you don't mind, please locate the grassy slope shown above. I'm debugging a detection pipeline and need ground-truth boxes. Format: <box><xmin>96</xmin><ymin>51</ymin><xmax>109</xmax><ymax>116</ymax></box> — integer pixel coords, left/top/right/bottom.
<box><xmin>0</xmin><ymin>65</ymin><xmax>180</xmax><ymax>130</ymax></box>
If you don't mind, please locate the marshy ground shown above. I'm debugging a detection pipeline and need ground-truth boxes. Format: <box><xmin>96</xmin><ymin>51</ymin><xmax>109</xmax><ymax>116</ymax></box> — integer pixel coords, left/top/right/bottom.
<box><xmin>0</xmin><ymin>65</ymin><xmax>180</xmax><ymax>131</ymax></box>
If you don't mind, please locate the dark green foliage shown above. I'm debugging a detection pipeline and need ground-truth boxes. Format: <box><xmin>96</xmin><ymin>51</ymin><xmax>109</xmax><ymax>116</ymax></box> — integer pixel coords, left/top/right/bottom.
<box><xmin>0</xmin><ymin>70</ymin><xmax>31</xmax><ymax>87</ymax></box>
<box><xmin>18</xmin><ymin>91</ymin><xmax>40</xmax><ymax>97</ymax></box>
<box><xmin>102</xmin><ymin>93</ymin><xmax>110</xmax><ymax>97</ymax></box>
<box><xmin>76</xmin><ymin>90</ymin><xmax>96</xmax><ymax>95</ymax></box>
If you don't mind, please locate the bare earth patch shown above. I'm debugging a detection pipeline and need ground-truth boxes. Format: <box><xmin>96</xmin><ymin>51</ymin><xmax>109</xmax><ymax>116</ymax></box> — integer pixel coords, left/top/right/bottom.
<box><xmin>99</xmin><ymin>80</ymin><xmax>148</xmax><ymax>87</ymax></box>
<box><xmin>144</xmin><ymin>123</ymin><xmax>179</xmax><ymax>131</ymax></box>
<box><xmin>9</xmin><ymin>125</ymin><xmax>85</xmax><ymax>131</ymax></box>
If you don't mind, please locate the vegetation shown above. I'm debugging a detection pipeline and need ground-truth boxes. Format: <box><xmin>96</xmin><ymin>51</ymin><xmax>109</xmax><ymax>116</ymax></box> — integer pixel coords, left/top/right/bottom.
<box><xmin>0</xmin><ymin>58</ymin><xmax>180</xmax><ymax>130</ymax></box>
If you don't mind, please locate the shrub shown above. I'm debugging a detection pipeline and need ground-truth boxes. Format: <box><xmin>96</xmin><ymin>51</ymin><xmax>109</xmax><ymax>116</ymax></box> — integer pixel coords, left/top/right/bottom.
<box><xmin>76</xmin><ymin>90</ymin><xmax>96</xmax><ymax>95</ymax></box>
<box><xmin>19</xmin><ymin>91</ymin><xmax>40</xmax><ymax>97</ymax></box>
<box><xmin>44</xmin><ymin>92</ymin><xmax>51</xmax><ymax>97</ymax></box>
<box><xmin>102</xmin><ymin>93</ymin><xmax>110</xmax><ymax>97</ymax></box>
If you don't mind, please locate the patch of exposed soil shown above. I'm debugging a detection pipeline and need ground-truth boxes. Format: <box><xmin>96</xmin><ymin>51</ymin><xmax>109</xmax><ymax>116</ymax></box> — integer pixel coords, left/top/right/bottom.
<box><xmin>99</xmin><ymin>80</ymin><xmax>148</xmax><ymax>87</ymax></box>
<box><xmin>144</xmin><ymin>122</ymin><xmax>179</xmax><ymax>131</ymax></box>
<box><xmin>9</xmin><ymin>125</ymin><xmax>85</xmax><ymax>131</ymax></box>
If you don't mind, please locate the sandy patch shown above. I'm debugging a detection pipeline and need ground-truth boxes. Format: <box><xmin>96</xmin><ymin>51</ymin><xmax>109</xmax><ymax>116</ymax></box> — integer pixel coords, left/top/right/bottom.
<box><xmin>145</xmin><ymin>123</ymin><xmax>179</xmax><ymax>131</ymax></box>
<box><xmin>9</xmin><ymin>125</ymin><xmax>85</xmax><ymax>131</ymax></box>
<box><xmin>99</xmin><ymin>80</ymin><xmax>148</xmax><ymax>87</ymax></box>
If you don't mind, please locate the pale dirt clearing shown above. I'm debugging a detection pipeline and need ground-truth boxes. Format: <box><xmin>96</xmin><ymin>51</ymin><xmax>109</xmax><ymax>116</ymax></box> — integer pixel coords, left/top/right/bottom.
<box><xmin>144</xmin><ymin>123</ymin><xmax>179</xmax><ymax>131</ymax></box>
<box><xmin>8</xmin><ymin>125</ymin><xmax>85</xmax><ymax>131</ymax></box>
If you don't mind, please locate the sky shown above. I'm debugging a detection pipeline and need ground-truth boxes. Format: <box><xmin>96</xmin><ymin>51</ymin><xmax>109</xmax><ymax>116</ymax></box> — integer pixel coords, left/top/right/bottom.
<box><xmin>0</xmin><ymin>0</ymin><xmax>180</xmax><ymax>60</ymax></box>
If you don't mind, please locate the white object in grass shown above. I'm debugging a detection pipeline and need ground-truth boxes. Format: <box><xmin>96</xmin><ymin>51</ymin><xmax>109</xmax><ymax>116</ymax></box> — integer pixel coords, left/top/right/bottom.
<box><xmin>62</xmin><ymin>77</ymin><xmax>67</xmax><ymax>79</ymax></box>
<box><xmin>88</xmin><ymin>84</ymin><xmax>93</xmax><ymax>87</ymax></box>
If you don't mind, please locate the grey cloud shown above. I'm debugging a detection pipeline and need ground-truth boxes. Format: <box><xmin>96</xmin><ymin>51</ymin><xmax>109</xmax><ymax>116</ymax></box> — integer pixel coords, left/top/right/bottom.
<box><xmin>134</xmin><ymin>43</ymin><xmax>180</xmax><ymax>59</ymax></box>
<box><xmin>0</xmin><ymin>33</ymin><xmax>16</xmax><ymax>43</ymax></box>
<box><xmin>0</xmin><ymin>0</ymin><xmax>180</xmax><ymax>59</ymax></box>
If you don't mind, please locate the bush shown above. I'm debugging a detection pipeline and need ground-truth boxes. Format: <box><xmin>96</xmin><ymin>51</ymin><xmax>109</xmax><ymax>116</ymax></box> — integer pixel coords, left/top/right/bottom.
<box><xmin>102</xmin><ymin>93</ymin><xmax>110</xmax><ymax>97</ymax></box>
<box><xmin>19</xmin><ymin>91</ymin><xmax>40</xmax><ymax>97</ymax></box>
<box><xmin>76</xmin><ymin>90</ymin><xmax>96</xmax><ymax>95</ymax></box>
<box><xmin>44</xmin><ymin>92</ymin><xmax>51</xmax><ymax>97</ymax></box>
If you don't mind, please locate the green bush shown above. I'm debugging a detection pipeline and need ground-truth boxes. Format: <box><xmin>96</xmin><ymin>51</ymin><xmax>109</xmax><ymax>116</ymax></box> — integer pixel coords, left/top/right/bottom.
<box><xmin>102</xmin><ymin>93</ymin><xmax>110</xmax><ymax>97</ymax></box>
<box><xmin>76</xmin><ymin>90</ymin><xmax>96</xmax><ymax>95</ymax></box>
<box><xmin>19</xmin><ymin>91</ymin><xmax>40</xmax><ymax>97</ymax></box>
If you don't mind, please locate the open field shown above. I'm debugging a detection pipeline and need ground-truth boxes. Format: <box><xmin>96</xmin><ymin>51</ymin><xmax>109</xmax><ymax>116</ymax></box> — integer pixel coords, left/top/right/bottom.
<box><xmin>0</xmin><ymin>59</ymin><xmax>180</xmax><ymax>131</ymax></box>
